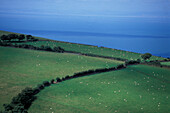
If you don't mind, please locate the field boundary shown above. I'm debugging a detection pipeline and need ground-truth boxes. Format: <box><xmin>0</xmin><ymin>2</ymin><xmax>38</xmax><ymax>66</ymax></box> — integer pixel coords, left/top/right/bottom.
<box><xmin>3</xmin><ymin>62</ymin><xmax>140</xmax><ymax>112</ymax></box>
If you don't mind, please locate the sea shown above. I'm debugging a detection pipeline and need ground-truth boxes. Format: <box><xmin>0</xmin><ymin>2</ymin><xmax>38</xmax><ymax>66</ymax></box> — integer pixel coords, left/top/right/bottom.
<box><xmin>0</xmin><ymin>15</ymin><xmax>170</xmax><ymax>57</ymax></box>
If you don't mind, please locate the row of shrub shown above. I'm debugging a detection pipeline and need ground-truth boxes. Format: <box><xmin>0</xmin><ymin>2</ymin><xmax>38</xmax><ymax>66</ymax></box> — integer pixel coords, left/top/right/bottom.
<box><xmin>65</xmin><ymin>50</ymin><xmax>127</xmax><ymax>61</ymax></box>
<box><xmin>0</xmin><ymin>34</ymin><xmax>38</xmax><ymax>42</ymax></box>
<box><xmin>0</xmin><ymin>42</ymin><xmax>65</xmax><ymax>53</ymax></box>
<box><xmin>143</xmin><ymin>60</ymin><xmax>170</xmax><ymax>68</ymax></box>
<box><xmin>31</xmin><ymin>64</ymin><xmax>128</xmax><ymax>98</ymax></box>
<box><xmin>3</xmin><ymin>88</ymin><xmax>36</xmax><ymax>113</ymax></box>
<box><xmin>2</xmin><ymin>62</ymin><xmax>134</xmax><ymax>113</ymax></box>
<box><xmin>125</xmin><ymin>59</ymin><xmax>141</xmax><ymax>65</ymax></box>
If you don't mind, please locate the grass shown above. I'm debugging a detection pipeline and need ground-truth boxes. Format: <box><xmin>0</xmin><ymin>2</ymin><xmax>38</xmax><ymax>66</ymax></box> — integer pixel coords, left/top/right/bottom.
<box><xmin>0</xmin><ymin>30</ymin><xmax>165</xmax><ymax>61</ymax></box>
<box><xmin>19</xmin><ymin>41</ymin><xmax>164</xmax><ymax>61</ymax></box>
<box><xmin>0</xmin><ymin>30</ymin><xmax>168</xmax><ymax>112</ymax></box>
<box><xmin>161</xmin><ymin>62</ymin><xmax>170</xmax><ymax>66</ymax></box>
<box><xmin>0</xmin><ymin>46</ymin><xmax>122</xmax><ymax>110</ymax></box>
<box><xmin>29</xmin><ymin>65</ymin><xmax>170</xmax><ymax>113</ymax></box>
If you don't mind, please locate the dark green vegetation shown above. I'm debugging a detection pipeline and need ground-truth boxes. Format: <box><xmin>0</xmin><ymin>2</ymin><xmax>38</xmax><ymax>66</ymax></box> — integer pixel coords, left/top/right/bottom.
<box><xmin>3</xmin><ymin>87</ymin><xmax>36</xmax><ymax>113</ymax></box>
<box><xmin>29</xmin><ymin>65</ymin><xmax>170</xmax><ymax>113</ymax></box>
<box><xmin>0</xmin><ymin>42</ymin><xmax>65</xmax><ymax>53</ymax></box>
<box><xmin>0</xmin><ymin>33</ymin><xmax>37</xmax><ymax>42</ymax></box>
<box><xmin>0</xmin><ymin>30</ymin><xmax>48</xmax><ymax>41</ymax></box>
<box><xmin>141</xmin><ymin>53</ymin><xmax>152</xmax><ymax>60</ymax></box>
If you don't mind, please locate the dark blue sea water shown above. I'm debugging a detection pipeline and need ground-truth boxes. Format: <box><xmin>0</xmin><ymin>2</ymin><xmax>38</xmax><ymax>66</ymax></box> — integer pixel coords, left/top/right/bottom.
<box><xmin>0</xmin><ymin>15</ymin><xmax>170</xmax><ymax>57</ymax></box>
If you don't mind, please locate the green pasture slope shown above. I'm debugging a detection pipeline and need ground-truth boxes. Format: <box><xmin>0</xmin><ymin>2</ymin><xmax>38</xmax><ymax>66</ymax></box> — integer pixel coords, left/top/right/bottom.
<box><xmin>20</xmin><ymin>41</ymin><xmax>163</xmax><ymax>61</ymax></box>
<box><xmin>0</xmin><ymin>30</ymin><xmax>164</xmax><ymax>61</ymax></box>
<box><xmin>161</xmin><ymin>62</ymin><xmax>170</xmax><ymax>66</ymax></box>
<box><xmin>0</xmin><ymin>46</ymin><xmax>122</xmax><ymax>110</ymax></box>
<box><xmin>29</xmin><ymin>65</ymin><xmax>170</xmax><ymax>113</ymax></box>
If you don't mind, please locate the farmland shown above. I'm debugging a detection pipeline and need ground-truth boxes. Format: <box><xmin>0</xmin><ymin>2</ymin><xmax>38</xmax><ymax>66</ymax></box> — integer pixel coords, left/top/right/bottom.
<box><xmin>161</xmin><ymin>62</ymin><xmax>170</xmax><ymax>66</ymax></box>
<box><xmin>0</xmin><ymin>30</ymin><xmax>164</xmax><ymax>61</ymax></box>
<box><xmin>0</xmin><ymin>46</ymin><xmax>122</xmax><ymax>110</ymax></box>
<box><xmin>0</xmin><ymin>30</ymin><xmax>169</xmax><ymax>113</ymax></box>
<box><xmin>19</xmin><ymin>41</ymin><xmax>164</xmax><ymax>61</ymax></box>
<box><xmin>29</xmin><ymin>65</ymin><xmax>170</xmax><ymax>113</ymax></box>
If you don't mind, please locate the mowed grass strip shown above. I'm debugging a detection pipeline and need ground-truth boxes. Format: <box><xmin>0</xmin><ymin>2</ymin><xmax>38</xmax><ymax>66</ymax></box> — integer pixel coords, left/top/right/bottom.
<box><xmin>20</xmin><ymin>41</ymin><xmax>164</xmax><ymax>61</ymax></box>
<box><xmin>29</xmin><ymin>65</ymin><xmax>170</xmax><ymax>113</ymax></box>
<box><xmin>0</xmin><ymin>46</ymin><xmax>122</xmax><ymax>110</ymax></box>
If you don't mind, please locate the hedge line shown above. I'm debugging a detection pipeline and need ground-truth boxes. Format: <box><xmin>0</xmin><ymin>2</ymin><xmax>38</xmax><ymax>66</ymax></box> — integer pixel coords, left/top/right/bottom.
<box><xmin>65</xmin><ymin>50</ymin><xmax>128</xmax><ymax>61</ymax></box>
<box><xmin>0</xmin><ymin>42</ymin><xmax>64</xmax><ymax>53</ymax></box>
<box><xmin>1</xmin><ymin>60</ymin><xmax>141</xmax><ymax>113</ymax></box>
<box><xmin>142</xmin><ymin>60</ymin><xmax>170</xmax><ymax>68</ymax></box>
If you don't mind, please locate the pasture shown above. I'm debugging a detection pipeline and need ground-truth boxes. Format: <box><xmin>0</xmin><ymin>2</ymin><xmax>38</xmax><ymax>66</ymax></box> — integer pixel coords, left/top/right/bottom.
<box><xmin>161</xmin><ymin>62</ymin><xmax>170</xmax><ymax>66</ymax></box>
<box><xmin>0</xmin><ymin>46</ymin><xmax>122</xmax><ymax>110</ymax></box>
<box><xmin>29</xmin><ymin>65</ymin><xmax>170</xmax><ymax>113</ymax></box>
<box><xmin>20</xmin><ymin>41</ymin><xmax>164</xmax><ymax>61</ymax></box>
<box><xmin>0</xmin><ymin>30</ymin><xmax>164</xmax><ymax>61</ymax></box>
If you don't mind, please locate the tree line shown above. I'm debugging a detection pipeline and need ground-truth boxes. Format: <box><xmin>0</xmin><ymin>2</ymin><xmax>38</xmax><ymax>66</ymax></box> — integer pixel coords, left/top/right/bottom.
<box><xmin>0</xmin><ymin>34</ymin><xmax>38</xmax><ymax>42</ymax></box>
<box><xmin>0</xmin><ymin>42</ymin><xmax>65</xmax><ymax>53</ymax></box>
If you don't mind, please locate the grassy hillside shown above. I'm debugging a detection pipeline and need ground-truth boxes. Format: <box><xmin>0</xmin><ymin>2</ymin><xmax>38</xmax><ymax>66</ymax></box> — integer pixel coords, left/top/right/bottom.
<box><xmin>0</xmin><ymin>30</ymin><xmax>168</xmax><ymax>112</ymax></box>
<box><xmin>0</xmin><ymin>30</ymin><xmax>164</xmax><ymax>61</ymax></box>
<box><xmin>161</xmin><ymin>62</ymin><xmax>170</xmax><ymax>66</ymax></box>
<box><xmin>29</xmin><ymin>65</ymin><xmax>170</xmax><ymax>113</ymax></box>
<box><xmin>0</xmin><ymin>46</ymin><xmax>122</xmax><ymax>110</ymax></box>
<box><xmin>20</xmin><ymin>41</ymin><xmax>164</xmax><ymax>61</ymax></box>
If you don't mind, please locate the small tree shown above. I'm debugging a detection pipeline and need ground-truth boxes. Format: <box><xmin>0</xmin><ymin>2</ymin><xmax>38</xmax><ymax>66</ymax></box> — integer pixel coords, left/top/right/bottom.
<box><xmin>43</xmin><ymin>81</ymin><xmax>50</xmax><ymax>87</ymax></box>
<box><xmin>26</xmin><ymin>35</ymin><xmax>32</xmax><ymax>41</ymax></box>
<box><xmin>0</xmin><ymin>35</ymin><xmax>8</xmax><ymax>41</ymax></box>
<box><xmin>141</xmin><ymin>53</ymin><xmax>152</xmax><ymax>61</ymax></box>
<box><xmin>18</xmin><ymin>34</ymin><xmax>25</xmax><ymax>41</ymax></box>
<box><xmin>50</xmin><ymin>79</ymin><xmax>55</xmax><ymax>84</ymax></box>
<box><xmin>8</xmin><ymin>34</ymin><xmax>18</xmax><ymax>41</ymax></box>
<box><xmin>40</xmin><ymin>45</ymin><xmax>45</xmax><ymax>50</ymax></box>
<box><xmin>44</xmin><ymin>46</ymin><xmax>52</xmax><ymax>51</ymax></box>
<box><xmin>56</xmin><ymin>77</ymin><xmax>62</xmax><ymax>82</ymax></box>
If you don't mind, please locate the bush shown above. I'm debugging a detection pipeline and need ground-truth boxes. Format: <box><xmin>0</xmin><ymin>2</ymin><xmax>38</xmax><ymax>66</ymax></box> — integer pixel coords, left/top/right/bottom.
<box><xmin>44</xmin><ymin>46</ymin><xmax>53</xmax><ymax>51</ymax></box>
<box><xmin>8</xmin><ymin>34</ymin><xmax>18</xmax><ymax>41</ymax></box>
<box><xmin>37</xmin><ymin>84</ymin><xmax>44</xmax><ymax>90</ymax></box>
<box><xmin>116</xmin><ymin>64</ymin><xmax>125</xmax><ymax>69</ymax></box>
<box><xmin>56</xmin><ymin>77</ymin><xmax>62</xmax><ymax>82</ymax></box>
<box><xmin>141</xmin><ymin>53</ymin><xmax>152</xmax><ymax>60</ymax></box>
<box><xmin>40</xmin><ymin>45</ymin><xmax>45</xmax><ymax>50</ymax></box>
<box><xmin>3</xmin><ymin>104</ymin><xmax>14</xmax><ymax>111</ymax></box>
<box><xmin>43</xmin><ymin>81</ymin><xmax>51</xmax><ymax>87</ymax></box>
<box><xmin>3</xmin><ymin>87</ymin><xmax>36</xmax><ymax>112</ymax></box>
<box><xmin>65</xmin><ymin>75</ymin><xmax>71</xmax><ymax>80</ymax></box>
<box><xmin>53</xmin><ymin>46</ymin><xmax>64</xmax><ymax>53</ymax></box>
<box><xmin>33</xmin><ymin>87</ymin><xmax>40</xmax><ymax>95</ymax></box>
<box><xmin>50</xmin><ymin>79</ymin><xmax>55</xmax><ymax>84</ymax></box>
<box><xmin>18</xmin><ymin>34</ymin><xmax>25</xmax><ymax>41</ymax></box>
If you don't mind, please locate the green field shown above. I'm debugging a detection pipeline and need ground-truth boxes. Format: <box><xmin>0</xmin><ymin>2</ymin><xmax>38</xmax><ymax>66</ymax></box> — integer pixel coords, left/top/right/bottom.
<box><xmin>29</xmin><ymin>65</ymin><xmax>170</xmax><ymax>113</ymax></box>
<box><xmin>0</xmin><ymin>30</ymin><xmax>169</xmax><ymax>113</ymax></box>
<box><xmin>0</xmin><ymin>46</ymin><xmax>122</xmax><ymax>110</ymax></box>
<box><xmin>161</xmin><ymin>62</ymin><xmax>170</xmax><ymax>66</ymax></box>
<box><xmin>19</xmin><ymin>41</ymin><xmax>164</xmax><ymax>61</ymax></box>
<box><xmin>0</xmin><ymin>30</ymin><xmax>164</xmax><ymax>61</ymax></box>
